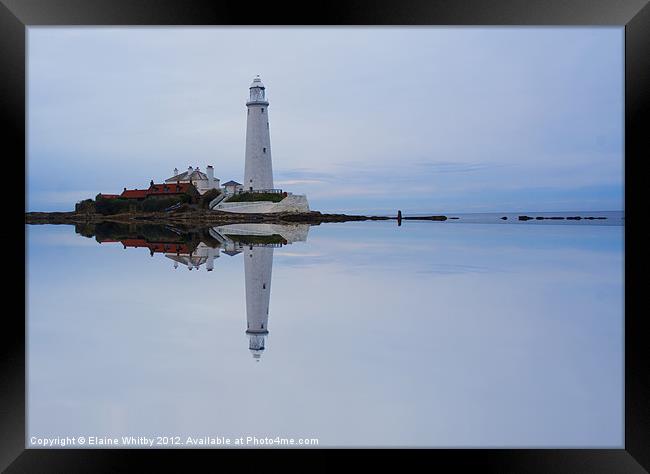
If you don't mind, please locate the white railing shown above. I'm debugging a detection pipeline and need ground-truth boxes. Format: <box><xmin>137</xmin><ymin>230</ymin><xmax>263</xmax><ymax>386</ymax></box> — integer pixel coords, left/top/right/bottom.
<box><xmin>208</xmin><ymin>192</ymin><xmax>228</xmax><ymax>209</ymax></box>
<box><xmin>237</xmin><ymin>188</ymin><xmax>284</xmax><ymax>194</ymax></box>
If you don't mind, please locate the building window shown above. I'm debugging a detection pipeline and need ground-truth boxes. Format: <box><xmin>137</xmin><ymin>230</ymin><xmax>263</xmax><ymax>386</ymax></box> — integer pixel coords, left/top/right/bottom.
<box><xmin>261</xmin><ymin>108</ymin><xmax>264</xmax><ymax>113</ymax></box>
<box><xmin>262</xmin><ymin>284</ymin><xmax>266</xmax><ymax>289</ymax></box>
<box><xmin>263</xmin><ymin>147</ymin><xmax>266</xmax><ymax>153</ymax></box>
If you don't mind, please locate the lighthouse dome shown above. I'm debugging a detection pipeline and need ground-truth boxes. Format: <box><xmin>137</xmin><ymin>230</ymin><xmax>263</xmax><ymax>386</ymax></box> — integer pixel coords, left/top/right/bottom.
<box><xmin>250</xmin><ymin>349</ymin><xmax>263</xmax><ymax>361</ymax></box>
<box><xmin>247</xmin><ymin>76</ymin><xmax>268</xmax><ymax>105</ymax></box>
<box><xmin>249</xmin><ymin>75</ymin><xmax>265</xmax><ymax>89</ymax></box>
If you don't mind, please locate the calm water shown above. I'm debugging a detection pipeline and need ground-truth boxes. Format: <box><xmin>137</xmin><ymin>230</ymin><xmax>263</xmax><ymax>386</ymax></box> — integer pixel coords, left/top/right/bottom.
<box><xmin>410</xmin><ymin>210</ymin><xmax>624</xmax><ymax>225</ymax></box>
<box><xmin>26</xmin><ymin>218</ymin><xmax>624</xmax><ymax>448</ymax></box>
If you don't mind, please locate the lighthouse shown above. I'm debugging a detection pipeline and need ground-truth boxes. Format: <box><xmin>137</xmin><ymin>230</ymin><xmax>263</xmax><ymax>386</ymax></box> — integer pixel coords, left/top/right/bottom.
<box><xmin>244</xmin><ymin>245</ymin><xmax>274</xmax><ymax>361</ymax></box>
<box><xmin>244</xmin><ymin>76</ymin><xmax>274</xmax><ymax>192</ymax></box>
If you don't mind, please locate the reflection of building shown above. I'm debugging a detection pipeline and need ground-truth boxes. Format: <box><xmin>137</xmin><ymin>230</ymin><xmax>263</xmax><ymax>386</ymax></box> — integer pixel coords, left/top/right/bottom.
<box><xmin>92</xmin><ymin>221</ymin><xmax>310</xmax><ymax>361</ymax></box>
<box><xmin>245</xmin><ymin>245</ymin><xmax>273</xmax><ymax>360</ymax></box>
<box><xmin>213</xmin><ymin>224</ymin><xmax>309</xmax><ymax>361</ymax></box>
<box><xmin>96</xmin><ymin>231</ymin><xmax>219</xmax><ymax>271</ymax></box>
<box><xmin>165</xmin><ymin>242</ymin><xmax>219</xmax><ymax>271</ymax></box>
<box><xmin>212</xmin><ymin>224</ymin><xmax>309</xmax><ymax>247</ymax></box>
<box><xmin>100</xmin><ymin>238</ymin><xmax>191</xmax><ymax>256</ymax></box>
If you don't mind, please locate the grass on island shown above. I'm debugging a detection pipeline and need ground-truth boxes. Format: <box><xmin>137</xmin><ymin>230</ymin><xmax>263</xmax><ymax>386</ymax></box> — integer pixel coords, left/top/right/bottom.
<box><xmin>224</xmin><ymin>234</ymin><xmax>287</xmax><ymax>245</ymax></box>
<box><xmin>225</xmin><ymin>192</ymin><xmax>286</xmax><ymax>203</ymax></box>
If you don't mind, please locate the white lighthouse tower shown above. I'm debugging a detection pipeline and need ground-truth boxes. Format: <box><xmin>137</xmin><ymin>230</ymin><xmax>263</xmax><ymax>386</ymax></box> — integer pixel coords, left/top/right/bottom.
<box><xmin>244</xmin><ymin>245</ymin><xmax>274</xmax><ymax>361</ymax></box>
<box><xmin>244</xmin><ymin>75</ymin><xmax>274</xmax><ymax>192</ymax></box>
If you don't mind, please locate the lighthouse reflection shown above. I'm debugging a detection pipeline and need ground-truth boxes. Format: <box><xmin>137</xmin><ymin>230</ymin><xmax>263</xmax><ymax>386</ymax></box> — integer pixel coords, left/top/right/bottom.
<box><xmin>211</xmin><ymin>224</ymin><xmax>309</xmax><ymax>361</ymax></box>
<box><xmin>77</xmin><ymin>221</ymin><xmax>309</xmax><ymax>361</ymax></box>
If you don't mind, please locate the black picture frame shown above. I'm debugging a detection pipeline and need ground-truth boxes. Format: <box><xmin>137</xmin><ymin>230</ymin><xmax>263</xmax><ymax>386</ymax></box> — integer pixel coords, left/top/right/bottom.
<box><xmin>5</xmin><ymin>0</ymin><xmax>647</xmax><ymax>471</ymax></box>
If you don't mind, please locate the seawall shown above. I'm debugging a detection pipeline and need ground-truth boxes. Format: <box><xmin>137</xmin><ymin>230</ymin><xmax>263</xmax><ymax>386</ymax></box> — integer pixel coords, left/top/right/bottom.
<box><xmin>213</xmin><ymin>194</ymin><xmax>310</xmax><ymax>214</ymax></box>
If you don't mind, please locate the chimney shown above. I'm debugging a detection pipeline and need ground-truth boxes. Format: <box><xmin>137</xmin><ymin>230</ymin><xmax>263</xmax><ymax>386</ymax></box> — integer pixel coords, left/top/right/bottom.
<box><xmin>187</xmin><ymin>166</ymin><xmax>193</xmax><ymax>178</ymax></box>
<box><xmin>206</xmin><ymin>165</ymin><xmax>215</xmax><ymax>189</ymax></box>
<box><xmin>206</xmin><ymin>247</ymin><xmax>217</xmax><ymax>271</ymax></box>
<box><xmin>174</xmin><ymin>167</ymin><xmax>179</xmax><ymax>177</ymax></box>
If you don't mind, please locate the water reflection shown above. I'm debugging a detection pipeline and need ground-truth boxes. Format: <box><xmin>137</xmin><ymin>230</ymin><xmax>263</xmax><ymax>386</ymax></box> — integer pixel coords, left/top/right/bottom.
<box><xmin>27</xmin><ymin>221</ymin><xmax>623</xmax><ymax>447</ymax></box>
<box><xmin>76</xmin><ymin>222</ymin><xmax>309</xmax><ymax>361</ymax></box>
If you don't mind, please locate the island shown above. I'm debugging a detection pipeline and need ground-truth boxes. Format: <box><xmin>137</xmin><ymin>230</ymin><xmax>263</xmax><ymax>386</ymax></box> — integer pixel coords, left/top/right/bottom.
<box><xmin>24</xmin><ymin>207</ymin><xmax>447</xmax><ymax>227</ymax></box>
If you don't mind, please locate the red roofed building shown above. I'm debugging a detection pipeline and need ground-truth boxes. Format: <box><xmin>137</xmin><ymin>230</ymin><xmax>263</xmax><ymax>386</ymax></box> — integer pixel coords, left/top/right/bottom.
<box><xmin>120</xmin><ymin>188</ymin><xmax>149</xmax><ymax>200</ymax></box>
<box><xmin>119</xmin><ymin>238</ymin><xmax>191</xmax><ymax>255</ymax></box>
<box><xmin>118</xmin><ymin>181</ymin><xmax>199</xmax><ymax>201</ymax></box>
<box><xmin>119</xmin><ymin>238</ymin><xmax>150</xmax><ymax>248</ymax></box>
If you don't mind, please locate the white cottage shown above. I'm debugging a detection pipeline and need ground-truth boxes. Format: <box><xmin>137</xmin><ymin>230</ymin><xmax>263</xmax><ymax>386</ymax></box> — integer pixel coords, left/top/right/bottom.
<box><xmin>165</xmin><ymin>165</ymin><xmax>220</xmax><ymax>194</ymax></box>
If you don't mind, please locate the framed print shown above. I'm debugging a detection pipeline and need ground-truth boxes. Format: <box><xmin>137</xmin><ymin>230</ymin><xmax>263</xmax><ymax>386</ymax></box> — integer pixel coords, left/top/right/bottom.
<box><xmin>5</xmin><ymin>0</ymin><xmax>649</xmax><ymax>471</ymax></box>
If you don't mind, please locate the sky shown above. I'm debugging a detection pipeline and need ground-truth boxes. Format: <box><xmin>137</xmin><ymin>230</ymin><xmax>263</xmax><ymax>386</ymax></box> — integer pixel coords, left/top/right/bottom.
<box><xmin>27</xmin><ymin>222</ymin><xmax>623</xmax><ymax>447</ymax></box>
<box><xmin>27</xmin><ymin>27</ymin><xmax>624</xmax><ymax>214</ymax></box>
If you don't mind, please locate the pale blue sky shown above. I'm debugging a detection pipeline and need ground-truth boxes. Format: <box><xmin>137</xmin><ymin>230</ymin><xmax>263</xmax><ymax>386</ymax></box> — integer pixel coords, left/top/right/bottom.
<box><xmin>27</xmin><ymin>27</ymin><xmax>624</xmax><ymax>214</ymax></box>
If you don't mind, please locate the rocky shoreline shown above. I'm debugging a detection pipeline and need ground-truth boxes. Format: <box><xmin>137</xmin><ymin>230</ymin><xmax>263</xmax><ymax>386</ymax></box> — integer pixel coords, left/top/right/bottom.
<box><xmin>24</xmin><ymin>210</ymin><xmax>448</xmax><ymax>227</ymax></box>
<box><xmin>26</xmin><ymin>210</ymin><xmax>616</xmax><ymax>227</ymax></box>
<box><xmin>517</xmin><ymin>215</ymin><xmax>607</xmax><ymax>221</ymax></box>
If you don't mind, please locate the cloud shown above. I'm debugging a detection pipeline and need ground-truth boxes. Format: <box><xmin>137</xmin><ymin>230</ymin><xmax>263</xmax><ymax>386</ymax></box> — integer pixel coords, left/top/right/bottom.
<box><xmin>275</xmin><ymin>179</ymin><xmax>326</xmax><ymax>186</ymax></box>
<box><xmin>414</xmin><ymin>161</ymin><xmax>509</xmax><ymax>173</ymax></box>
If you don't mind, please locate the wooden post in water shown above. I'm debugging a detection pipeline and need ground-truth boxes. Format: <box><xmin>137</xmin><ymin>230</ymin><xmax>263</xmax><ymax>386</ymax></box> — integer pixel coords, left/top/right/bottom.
<box><xmin>397</xmin><ymin>210</ymin><xmax>402</xmax><ymax>226</ymax></box>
